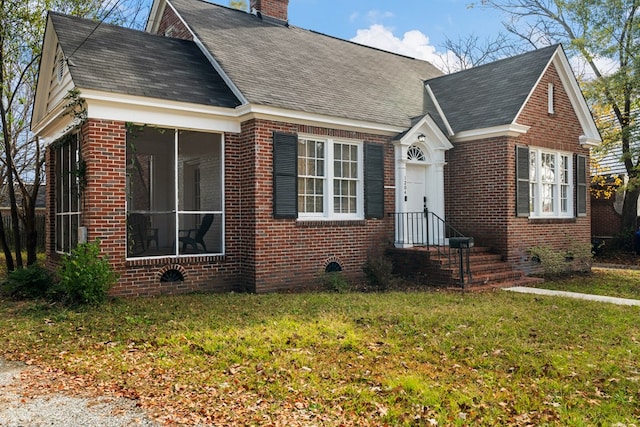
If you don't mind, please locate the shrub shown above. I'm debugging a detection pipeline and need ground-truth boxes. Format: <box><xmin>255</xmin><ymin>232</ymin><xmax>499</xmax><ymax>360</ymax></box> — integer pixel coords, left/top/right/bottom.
<box><xmin>322</xmin><ymin>272</ymin><xmax>351</xmax><ymax>293</ymax></box>
<box><xmin>55</xmin><ymin>241</ymin><xmax>118</xmax><ymax>306</ymax></box>
<box><xmin>1</xmin><ymin>264</ymin><xmax>53</xmax><ymax>299</ymax></box>
<box><xmin>529</xmin><ymin>245</ymin><xmax>567</xmax><ymax>276</ymax></box>
<box><xmin>567</xmin><ymin>241</ymin><xmax>594</xmax><ymax>272</ymax></box>
<box><xmin>611</xmin><ymin>228</ymin><xmax>634</xmax><ymax>251</ymax></box>
<box><xmin>362</xmin><ymin>252</ymin><xmax>393</xmax><ymax>291</ymax></box>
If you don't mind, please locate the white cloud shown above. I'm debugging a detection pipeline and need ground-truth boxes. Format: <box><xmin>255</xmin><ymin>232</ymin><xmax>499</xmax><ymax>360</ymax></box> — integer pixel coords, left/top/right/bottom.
<box><xmin>350</xmin><ymin>24</ymin><xmax>451</xmax><ymax>69</ymax></box>
<box><xmin>569</xmin><ymin>55</ymin><xmax>619</xmax><ymax>80</ymax></box>
<box><xmin>365</xmin><ymin>10</ymin><xmax>394</xmax><ymax>23</ymax></box>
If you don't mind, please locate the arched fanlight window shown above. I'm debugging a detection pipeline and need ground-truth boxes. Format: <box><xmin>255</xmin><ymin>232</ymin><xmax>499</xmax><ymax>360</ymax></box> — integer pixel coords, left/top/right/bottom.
<box><xmin>407</xmin><ymin>145</ymin><xmax>426</xmax><ymax>162</ymax></box>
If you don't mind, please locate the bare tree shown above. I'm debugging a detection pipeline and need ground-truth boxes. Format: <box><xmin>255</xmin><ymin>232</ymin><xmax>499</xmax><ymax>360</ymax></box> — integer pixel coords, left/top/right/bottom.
<box><xmin>439</xmin><ymin>32</ymin><xmax>521</xmax><ymax>72</ymax></box>
<box><xmin>470</xmin><ymin>0</ymin><xmax>639</xmax><ymax>231</ymax></box>
<box><xmin>0</xmin><ymin>0</ymin><xmax>150</xmax><ymax>270</ymax></box>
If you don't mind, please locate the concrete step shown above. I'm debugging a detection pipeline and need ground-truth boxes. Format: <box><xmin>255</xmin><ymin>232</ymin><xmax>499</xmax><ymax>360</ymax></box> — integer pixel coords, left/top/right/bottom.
<box><xmin>447</xmin><ymin>276</ymin><xmax>545</xmax><ymax>292</ymax></box>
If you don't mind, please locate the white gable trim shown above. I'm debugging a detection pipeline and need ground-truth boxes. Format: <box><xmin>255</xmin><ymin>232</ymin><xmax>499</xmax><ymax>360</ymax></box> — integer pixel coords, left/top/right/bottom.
<box><xmin>394</xmin><ymin>115</ymin><xmax>453</xmax><ymax>152</ymax></box>
<box><xmin>452</xmin><ymin>123</ymin><xmax>531</xmax><ymax>142</ymax></box>
<box><xmin>514</xmin><ymin>45</ymin><xmax>601</xmax><ymax>146</ymax></box>
<box><xmin>34</xmin><ymin>88</ymin><xmax>409</xmax><ymax>145</ymax></box>
<box><xmin>425</xmin><ymin>84</ymin><xmax>454</xmax><ymax>136</ymax></box>
<box><xmin>32</xmin><ymin>15</ymin><xmax>64</xmax><ymax>130</ymax></box>
<box><xmin>236</xmin><ymin>103</ymin><xmax>404</xmax><ymax>135</ymax></box>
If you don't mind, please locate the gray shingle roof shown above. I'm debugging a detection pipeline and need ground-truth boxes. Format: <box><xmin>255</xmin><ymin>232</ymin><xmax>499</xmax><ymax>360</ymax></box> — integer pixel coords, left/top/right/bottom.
<box><xmin>50</xmin><ymin>12</ymin><xmax>240</xmax><ymax>108</ymax></box>
<box><xmin>425</xmin><ymin>44</ymin><xmax>559</xmax><ymax>133</ymax></box>
<box><xmin>167</xmin><ymin>0</ymin><xmax>443</xmax><ymax>128</ymax></box>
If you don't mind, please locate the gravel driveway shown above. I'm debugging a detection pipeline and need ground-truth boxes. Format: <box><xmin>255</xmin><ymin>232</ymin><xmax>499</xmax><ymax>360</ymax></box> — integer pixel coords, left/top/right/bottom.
<box><xmin>0</xmin><ymin>358</ymin><xmax>158</xmax><ymax>427</ymax></box>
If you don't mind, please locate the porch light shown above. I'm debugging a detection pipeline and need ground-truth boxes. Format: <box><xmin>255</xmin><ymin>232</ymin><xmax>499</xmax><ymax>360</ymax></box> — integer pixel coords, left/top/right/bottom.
<box><xmin>417</xmin><ymin>133</ymin><xmax>426</xmax><ymax>143</ymax></box>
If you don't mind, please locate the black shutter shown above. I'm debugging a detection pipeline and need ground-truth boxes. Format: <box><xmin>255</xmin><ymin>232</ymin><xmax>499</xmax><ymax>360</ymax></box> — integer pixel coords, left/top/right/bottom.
<box><xmin>576</xmin><ymin>154</ymin><xmax>587</xmax><ymax>217</ymax></box>
<box><xmin>365</xmin><ymin>143</ymin><xmax>384</xmax><ymax>219</ymax></box>
<box><xmin>516</xmin><ymin>146</ymin><xmax>530</xmax><ymax>217</ymax></box>
<box><xmin>273</xmin><ymin>132</ymin><xmax>298</xmax><ymax>219</ymax></box>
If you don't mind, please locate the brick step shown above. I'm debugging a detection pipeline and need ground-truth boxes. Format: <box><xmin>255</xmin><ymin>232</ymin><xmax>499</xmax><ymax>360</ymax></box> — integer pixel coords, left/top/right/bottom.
<box><xmin>448</xmin><ymin>262</ymin><xmax>514</xmax><ymax>276</ymax></box>
<box><xmin>387</xmin><ymin>245</ymin><xmax>539</xmax><ymax>290</ymax></box>
<box><xmin>434</xmin><ymin>255</ymin><xmax>507</xmax><ymax>270</ymax></box>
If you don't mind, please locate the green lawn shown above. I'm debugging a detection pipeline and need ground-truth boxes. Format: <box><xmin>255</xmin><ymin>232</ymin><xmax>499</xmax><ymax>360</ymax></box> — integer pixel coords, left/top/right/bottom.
<box><xmin>536</xmin><ymin>267</ymin><xmax>640</xmax><ymax>299</ymax></box>
<box><xmin>0</xmin><ymin>270</ymin><xmax>639</xmax><ymax>425</ymax></box>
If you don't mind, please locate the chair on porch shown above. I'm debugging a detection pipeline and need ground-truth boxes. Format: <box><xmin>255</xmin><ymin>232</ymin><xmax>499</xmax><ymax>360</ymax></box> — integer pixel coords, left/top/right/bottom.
<box><xmin>127</xmin><ymin>213</ymin><xmax>159</xmax><ymax>255</ymax></box>
<box><xmin>179</xmin><ymin>214</ymin><xmax>214</xmax><ymax>253</ymax></box>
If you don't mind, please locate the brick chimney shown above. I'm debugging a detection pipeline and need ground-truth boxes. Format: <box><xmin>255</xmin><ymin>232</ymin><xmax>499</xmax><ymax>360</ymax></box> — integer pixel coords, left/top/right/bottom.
<box><xmin>250</xmin><ymin>0</ymin><xmax>289</xmax><ymax>22</ymax></box>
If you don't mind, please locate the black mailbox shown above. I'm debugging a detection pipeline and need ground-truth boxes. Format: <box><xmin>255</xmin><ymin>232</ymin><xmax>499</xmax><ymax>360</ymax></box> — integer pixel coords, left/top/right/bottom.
<box><xmin>449</xmin><ymin>237</ymin><xmax>474</xmax><ymax>249</ymax></box>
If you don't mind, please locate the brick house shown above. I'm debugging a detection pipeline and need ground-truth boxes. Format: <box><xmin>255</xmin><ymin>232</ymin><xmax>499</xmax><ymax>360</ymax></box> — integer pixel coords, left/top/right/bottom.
<box><xmin>32</xmin><ymin>0</ymin><xmax>600</xmax><ymax>295</ymax></box>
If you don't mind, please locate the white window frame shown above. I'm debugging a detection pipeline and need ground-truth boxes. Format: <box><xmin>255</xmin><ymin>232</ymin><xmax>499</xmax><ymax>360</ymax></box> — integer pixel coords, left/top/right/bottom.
<box><xmin>55</xmin><ymin>134</ymin><xmax>81</xmax><ymax>254</ymax></box>
<box><xmin>298</xmin><ymin>136</ymin><xmax>364</xmax><ymax>220</ymax></box>
<box><xmin>529</xmin><ymin>148</ymin><xmax>573</xmax><ymax>218</ymax></box>
<box><xmin>125</xmin><ymin>127</ymin><xmax>225</xmax><ymax>259</ymax></box>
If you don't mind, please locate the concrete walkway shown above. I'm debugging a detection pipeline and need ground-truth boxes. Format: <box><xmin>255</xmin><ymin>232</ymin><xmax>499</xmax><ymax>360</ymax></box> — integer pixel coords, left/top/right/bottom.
<box><xmin>503</xmin><ymin>286</ymin><xmax>640</xmax><ymax>306</ymax></box>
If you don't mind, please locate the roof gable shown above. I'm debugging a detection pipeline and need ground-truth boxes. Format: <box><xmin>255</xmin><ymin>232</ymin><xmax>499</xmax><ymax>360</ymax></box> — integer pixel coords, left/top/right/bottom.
<box><xmin>425</xmin><ymin>45</ymin><xmax>558</xmax><ymax>134</ymax></box>
<box><xmin>47</xmin><ymin>13</ymin><xmax>240</xmax><ymax>109</ymax></box>
<box><xmin>163</xmin><ymin>0</ymin><xmax>443</xmax><ymax>129</ymax></box>
<box><xmin>425</xmin><ymin>44</ymin><xmax>600</xmax><ymax>144</ymax></box>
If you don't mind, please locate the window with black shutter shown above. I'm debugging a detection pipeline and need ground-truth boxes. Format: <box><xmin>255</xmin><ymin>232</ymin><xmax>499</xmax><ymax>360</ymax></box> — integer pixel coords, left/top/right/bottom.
<box><xmin>273</xmin><ymin>132</ymin><xmax>298</xmax><ymax>218</ymax></box>
<box><xmin>365</xmin><ymin>143</ymin><xmax>384</xmax><ymax>219</ymax></box>
<box><xmin>516</xmin><ymin>146</ymin><xmax>530</xmax><ymax>217</ymax></box>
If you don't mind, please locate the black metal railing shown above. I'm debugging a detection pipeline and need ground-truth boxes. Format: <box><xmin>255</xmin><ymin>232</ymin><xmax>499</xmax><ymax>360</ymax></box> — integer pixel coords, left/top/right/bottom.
<box><xmin>389</xmin><ymin>210</ymin><xmax>473</xmax><ymax>287</ymax></box>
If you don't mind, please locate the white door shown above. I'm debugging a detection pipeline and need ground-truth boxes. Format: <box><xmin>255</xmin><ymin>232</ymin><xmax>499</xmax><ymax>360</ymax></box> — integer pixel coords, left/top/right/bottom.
<box><xmin>405</xmin><ymin>163</ymin><xmax>427</xmax><ymax>245</ymax></box>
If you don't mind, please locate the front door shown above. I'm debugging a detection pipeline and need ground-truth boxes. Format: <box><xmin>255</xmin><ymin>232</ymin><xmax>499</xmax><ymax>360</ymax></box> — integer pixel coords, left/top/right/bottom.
<box><xmin>405</xmin><ymin>163</ymin><xmax>427</xmax><ymax>244</ymax></box>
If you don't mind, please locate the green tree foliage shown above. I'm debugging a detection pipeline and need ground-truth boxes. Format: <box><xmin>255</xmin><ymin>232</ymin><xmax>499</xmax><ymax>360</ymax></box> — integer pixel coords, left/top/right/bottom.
<box><xmin>229</xmin><ymin>0</ymin><xmax>248</xmax><ymax>11</ymax></box>
<box><xmin>0</xmin><ymin>0</ymin><xmax>148</xmax><ymax>272</ymax></box>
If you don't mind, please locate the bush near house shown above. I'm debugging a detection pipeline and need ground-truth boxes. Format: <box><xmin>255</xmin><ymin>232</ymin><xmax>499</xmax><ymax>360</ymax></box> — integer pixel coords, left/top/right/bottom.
<box><xmin>53</xmin><ymin>241</ymin><xmax>118</xmax><ymax>307</ymax></box>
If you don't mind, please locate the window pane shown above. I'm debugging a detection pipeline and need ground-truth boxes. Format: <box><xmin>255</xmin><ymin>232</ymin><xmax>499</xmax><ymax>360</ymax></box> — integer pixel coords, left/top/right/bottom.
<box><xmin>70</xmin><ymin>138</ymin><xmax>79</xmax><ymax>212</ymax></box>
<box><xmin>71</xmin><ymin>214</ymin><xmax>79</xmax><ymax>248</ymax></box>
<box><xmin>541</xmin><ymin>153</ymin><xmax>555</xmax><ymax>183</ymax></box>
<box><xmin>55</xmin><ymin>135</ymin><xmax>81</xmax><ymax>253</ymax></box>
<box><xmin>62</xmin><ymin>144</ymin><xmax>70</xmax><ymax>213</ymax></box>
<box><xmin>126</xmin><ymin>126</ymin><xmax>179</xmax><ymax>257</ymax></box>
<box><xmin>542</xmin><ymin>184</ymin><xmax>554</xmax><ymax>212</ymax></box>
<box><xmin>127</xmin><ymin>126</ymin><xmax>174</xmax><ymax>212</ymax></box>
<box><xmin>179</xmin><ymin>131</ymin><xmax>222</xmax><ymax>212</ymax></box>
<box><xmin>298</xmin><ymin>139</ymin><xmax>326</xmax><ymax>213</ymax></box>
<box><xmin>56</xmin><ymin>216</ymin><xmax>63</xmax><ymax>252</ymax></box>
<box><xmin>529</xmin><ymin>151</ymin><xmax>537</xmax><ymax>182</ymax></box>
<box><xmin>561</xmin><ymin>155</ymin><xmax>569</xmax><ymax>184</ymax></box>
<box><xmin>178</xmin><ymin>213</ymin><xmax>222</xmax><ymax>255</ymax></box>
<box><xmin>62</xmin><ymin>215</ymin><xmax>70</xmax><ymax>253</ymax></box>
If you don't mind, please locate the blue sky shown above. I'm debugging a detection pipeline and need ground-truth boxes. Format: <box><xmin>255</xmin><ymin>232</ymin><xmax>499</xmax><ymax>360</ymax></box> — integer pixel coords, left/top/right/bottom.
<box><xmin>204</xmin><ymin>0</ymin><xmax>507</xmax><ymax>67</ymax></box>
<box><xmin>287</xmin><ymin>0</ymin><xmax>503</xmax><ymax>47</ymax></box>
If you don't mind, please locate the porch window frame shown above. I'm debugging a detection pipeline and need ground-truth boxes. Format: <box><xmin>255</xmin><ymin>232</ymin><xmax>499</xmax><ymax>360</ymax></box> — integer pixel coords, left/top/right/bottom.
<box><xmin>54</xmin><ymin>132</ymin><xmax>81</xmax><ymax>254</ymax></box>
<box><xmin>297</xmin><ymin>135</ymin><xmax>364</xmax><ymax>220</ymax></box>
<box><xmin>125</xmin><ymin>127</ymin><xmax>225</xmax><ymax>259</ymax></box>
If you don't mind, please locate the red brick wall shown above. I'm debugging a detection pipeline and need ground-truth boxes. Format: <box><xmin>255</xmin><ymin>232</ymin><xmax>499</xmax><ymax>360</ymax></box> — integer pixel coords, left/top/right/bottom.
<box><xmin>155</xmin><ymin>4</ymin><xmax>193</xmax><ymax>40</ymax></box>
<box><xmin>46</xmin><ymin>120</ymin><xmax>242</xmax><ymax>296</ymax></box>
<box><xmin>45</xmin><ymin>119</ymin><xmax>395</xmax><ymax>295</ymax></box>
<box><xmin>240</xmin><ymin>119</ymin><xmax>394</xmax><ymax>293</ymax></box>
<box><xmin>445</xmin><ymin>63</ymin><xmax>592</xmax><ymax>273</ymax></box>
<box><xmin>250</xmin><ymin>0</ymin><xmax>289</xmax><ymax>21</ymax></box>
<box><xmin>591</xmin><ymin>196</ymin><xmax>622</xmax><ymax>237</ymax></box>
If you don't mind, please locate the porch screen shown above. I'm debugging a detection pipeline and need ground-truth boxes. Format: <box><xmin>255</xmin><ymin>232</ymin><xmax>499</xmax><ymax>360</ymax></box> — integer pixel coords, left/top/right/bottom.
<box><xmin>126</xmin><ymin>126</ymin><xmax>223</xmax><ymax>258</ymax></box>
<box><xmin>54</xmin><ymin>133</ymin><xmax>80</xmax><ymax>253</ymax></box>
